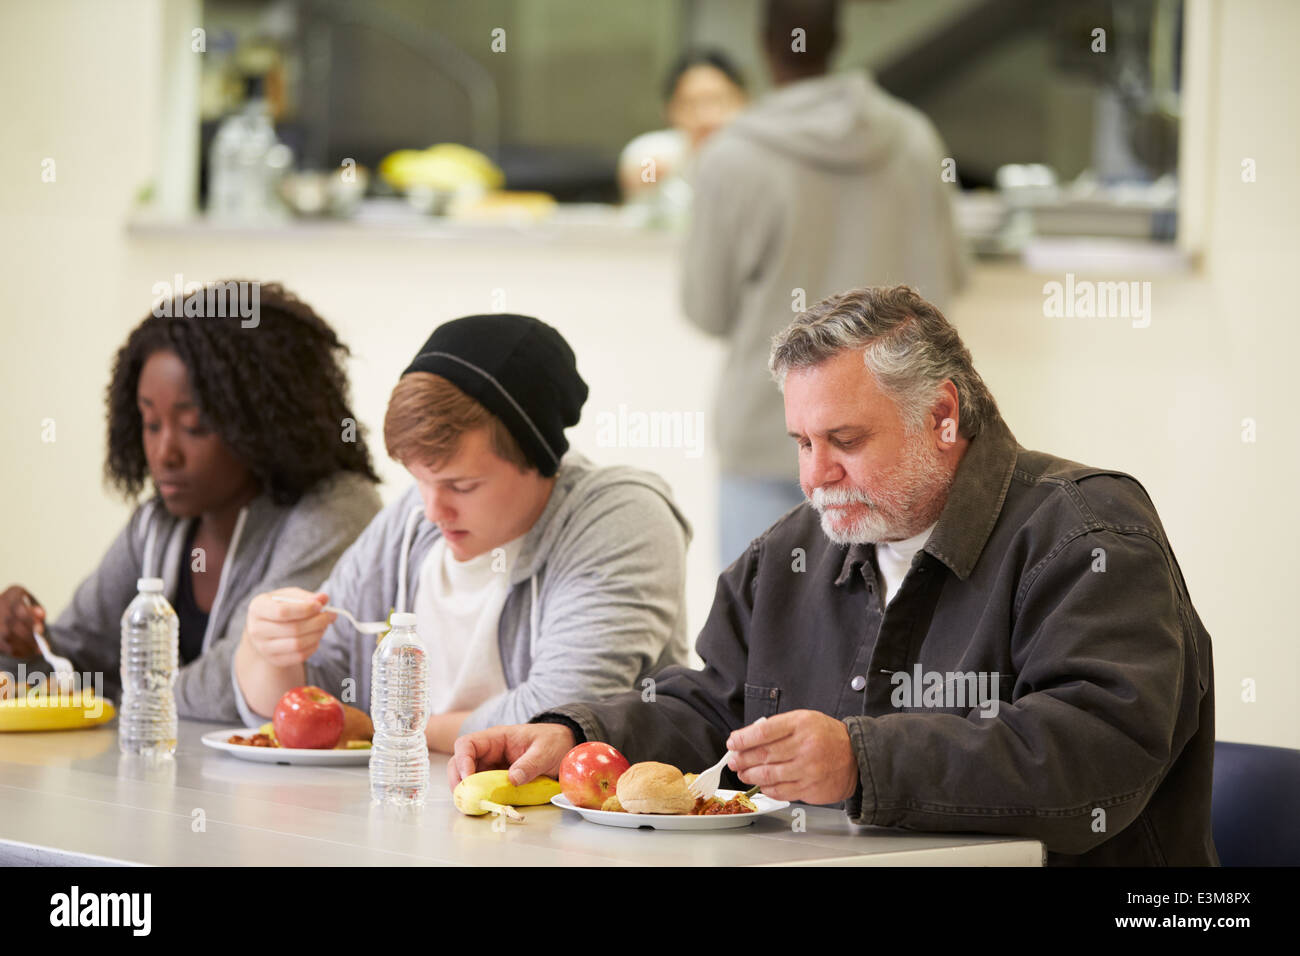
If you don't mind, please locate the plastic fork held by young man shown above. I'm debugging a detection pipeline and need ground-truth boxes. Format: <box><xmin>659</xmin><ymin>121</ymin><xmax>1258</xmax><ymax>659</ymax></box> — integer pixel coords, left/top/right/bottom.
<box><xmin>270</xmin><ymin>594</ymin><xmax>388</xmax><ymax>635</ymax></box>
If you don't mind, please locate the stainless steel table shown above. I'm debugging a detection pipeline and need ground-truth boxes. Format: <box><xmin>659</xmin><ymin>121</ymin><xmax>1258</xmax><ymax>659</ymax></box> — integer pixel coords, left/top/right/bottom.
<box><xmin>0</xmin><ymin>720</ymin><xmax>1044</xmax><ymax>866</ymax></box>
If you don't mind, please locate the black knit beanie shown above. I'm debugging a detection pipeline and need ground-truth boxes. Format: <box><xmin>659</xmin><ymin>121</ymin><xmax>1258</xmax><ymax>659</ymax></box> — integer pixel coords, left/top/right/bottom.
<box><xmin>401</xmin><ymin>314</ymin><xmax>588</xmax><ymax>477</ymax></box>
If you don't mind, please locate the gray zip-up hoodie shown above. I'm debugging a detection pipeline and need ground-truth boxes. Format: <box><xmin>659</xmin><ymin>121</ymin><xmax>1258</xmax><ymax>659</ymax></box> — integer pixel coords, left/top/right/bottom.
<box><xmin>233</xmin><ymin>452</ymin><xmax>693</xmax><ymax>734</ymax></box>
<box><xmin>1</xmin><ymin>472</ymin><xmax>381</xmax><ymax>720</ymax></box>
<box><xmin>682</xmin><ymin>69</ymin><xmax>969</xmax><ymax>478</ymax></box>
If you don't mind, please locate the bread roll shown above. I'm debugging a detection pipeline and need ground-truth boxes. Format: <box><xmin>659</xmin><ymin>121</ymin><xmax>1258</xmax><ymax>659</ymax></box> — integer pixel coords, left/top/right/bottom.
<box><xmin>615</xmin><ymin>761</ymin><xmax>696</xmax><ymax>814</ymax></box>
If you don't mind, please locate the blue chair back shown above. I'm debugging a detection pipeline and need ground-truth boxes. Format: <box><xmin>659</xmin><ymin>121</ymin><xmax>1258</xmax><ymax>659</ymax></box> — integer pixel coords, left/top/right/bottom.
<box><xmin>1213</xmin><ymin>741</ymin><xmax>1300</xmax><ymax>866</ymax></box>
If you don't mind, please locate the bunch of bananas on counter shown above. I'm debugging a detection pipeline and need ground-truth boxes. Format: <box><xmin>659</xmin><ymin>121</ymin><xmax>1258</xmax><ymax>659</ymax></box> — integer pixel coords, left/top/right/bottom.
<box><xmin>378</xmin><ymin>143</ymin><xmax>504</xmax><ymax>193</ymax></box>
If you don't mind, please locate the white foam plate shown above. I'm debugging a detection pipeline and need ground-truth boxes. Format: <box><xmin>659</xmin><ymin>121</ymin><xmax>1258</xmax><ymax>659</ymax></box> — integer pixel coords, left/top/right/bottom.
<box><xmin>551</xmin><ymin>789</ymin><xmax>789</xmax><ymax>830</ymax></box>
<box><xmin>201</xmin><ymin>728</ymin><xmax>371</xmax><ymax>766</ymax></box>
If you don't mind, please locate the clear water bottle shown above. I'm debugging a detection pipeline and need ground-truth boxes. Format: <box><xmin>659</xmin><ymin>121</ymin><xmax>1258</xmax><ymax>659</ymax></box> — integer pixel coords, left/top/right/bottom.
<box><xmin>118</xmin><ymin>577</ymin><xmax>178</xmax><ymax>758</ymax></box>
<box><xmin>369</xmin><ymin>612</ymin><xmax>429</xmax><ymax>805</ymax></box>
<box><xmin>208</xmin><ymin>74</ymin><xmax>291</xmax><ymax>221</ymax></box>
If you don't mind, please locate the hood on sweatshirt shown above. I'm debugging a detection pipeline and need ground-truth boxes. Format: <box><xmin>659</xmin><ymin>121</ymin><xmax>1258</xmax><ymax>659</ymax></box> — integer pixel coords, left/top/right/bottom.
<box><xmin>512</xmin><ymin>458</ymin><xmax>692</xmax><ymax>665</ymax></box>
<box><xmin>384</xmin><ymin>451</ymin><xmax>693</xmax><ymax>681</ymax></box>
<box><xmin>726</xmin><ymin>70</ymin><xmax>906</xmax><ymax>172</ymax></box>
<box><xmin>512</xmin><ymin>460</ymin><xmax>693</xmax><ymax>582</ymax></box>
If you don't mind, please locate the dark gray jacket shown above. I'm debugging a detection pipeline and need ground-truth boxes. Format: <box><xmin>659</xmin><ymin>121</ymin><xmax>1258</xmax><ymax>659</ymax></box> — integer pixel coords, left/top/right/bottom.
<box><xmin>539</xmin><ymin>414</ymin><xmax>1218</xmax><ymax>866</ymax></box>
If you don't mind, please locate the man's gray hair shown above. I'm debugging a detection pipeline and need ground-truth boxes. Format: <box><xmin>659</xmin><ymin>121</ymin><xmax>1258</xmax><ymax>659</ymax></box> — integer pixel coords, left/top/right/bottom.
<box><xmin>769</xmin><ymin>285</ymin><xmax>999</xmax><ymax>438</ymax></box>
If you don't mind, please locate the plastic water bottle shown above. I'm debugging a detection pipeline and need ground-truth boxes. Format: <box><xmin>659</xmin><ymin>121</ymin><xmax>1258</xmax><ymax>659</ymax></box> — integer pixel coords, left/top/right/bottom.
<box><xmin>208</xmin><ymin>74</ymin><xmax>291</xmax><ymax>221</ymax></box>
<box><xmin>118</xmin><ymin>577</ymin><xmax>178</xmax><ymax>758</ymax></box>
<box><xmin>369</xmin><ymin>612</ymin><xmax>429</xmax><ymax>805</ymax></box>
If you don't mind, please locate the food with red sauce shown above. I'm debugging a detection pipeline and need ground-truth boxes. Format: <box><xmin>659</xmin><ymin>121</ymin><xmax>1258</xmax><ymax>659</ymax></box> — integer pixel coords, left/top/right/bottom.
<box><xmin>600</xmin><ymin>761</ymin><xmax>757</xmax><ymax>815</ymax></box>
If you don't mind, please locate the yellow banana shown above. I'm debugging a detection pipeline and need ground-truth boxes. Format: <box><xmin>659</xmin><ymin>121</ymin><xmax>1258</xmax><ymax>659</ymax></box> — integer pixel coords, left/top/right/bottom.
<box><xmin>453</xmin><ymin>770</ymin><xmax>562</xmax><ymax>817</ymax></box>
<box><xmin>0</xmin><ymin>693</ymin><xmax>116</xmax><ymax>732</ymax></box>
<box><xmin>378</xmin><ymin>144</ymin><xmax>505</xmax><ymax>192</ymax></box>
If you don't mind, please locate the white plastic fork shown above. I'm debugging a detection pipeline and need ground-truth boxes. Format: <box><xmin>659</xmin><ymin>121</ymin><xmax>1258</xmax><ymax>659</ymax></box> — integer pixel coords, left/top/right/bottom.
<box><xmin>270</xmin><ymin>594</ymin><xmax>389</xmax><ymax>634</ymax></box>
<box><xmin>33</xmin><ymin>631</ymin><xmax>77</xmax><ymax>694</ymax></box>
<box><xmin>21</xmin><ymin>595</ymin><xmax>77</xmax><ymax>693</ymax></box>
<box><xmin>688</xmin><ymin>716</ymin><xmax>765</xmax><ymax>801</ymax></box>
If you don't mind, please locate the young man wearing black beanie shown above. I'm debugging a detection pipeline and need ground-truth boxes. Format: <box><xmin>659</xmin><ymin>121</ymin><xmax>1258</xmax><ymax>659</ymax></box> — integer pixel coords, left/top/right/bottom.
<box><xmin>232</xmin><ymin>314</ymin><xmax>693</xmax><ymax>751</ymax></box>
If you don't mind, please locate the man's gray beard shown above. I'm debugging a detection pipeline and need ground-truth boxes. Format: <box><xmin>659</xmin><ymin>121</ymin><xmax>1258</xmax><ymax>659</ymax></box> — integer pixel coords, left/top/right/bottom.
<box><xmin>811</xmin><ymin>430</ymin><xmax>954</xmax><ymax>545</ymax></box>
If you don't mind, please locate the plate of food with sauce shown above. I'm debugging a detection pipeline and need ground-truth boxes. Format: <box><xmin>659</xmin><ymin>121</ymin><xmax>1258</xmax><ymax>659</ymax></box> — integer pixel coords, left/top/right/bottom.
<box><xmin>201</xmin><ymin>686</ymin><xmax>375</xmax><ymax>766</ymax></box>
<box><xmin>551</xmin><ymin>761</ymin><xmax>789</xmax><ymax>830</ymax></box>
<box><xmin>201</xmin><ymin>725</ymin><xmax>374</xmax><ymax>766</ymax></box>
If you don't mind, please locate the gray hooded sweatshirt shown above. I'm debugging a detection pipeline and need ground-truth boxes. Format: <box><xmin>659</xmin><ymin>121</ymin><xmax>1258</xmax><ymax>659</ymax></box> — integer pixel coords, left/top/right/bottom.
<box><xmin>682</xmin><ymin>69</ymin><xmax>969</xmax><ymax>479</ymax></box>
<box><xmin>233</xmin><ymin>451</ymin><xmax>693</xmax><ymax>734</ymax></box>
<box><xmin>1</xmin><ymin>472</ymin><xmax>381</xmax><ymax>721</ymax></box>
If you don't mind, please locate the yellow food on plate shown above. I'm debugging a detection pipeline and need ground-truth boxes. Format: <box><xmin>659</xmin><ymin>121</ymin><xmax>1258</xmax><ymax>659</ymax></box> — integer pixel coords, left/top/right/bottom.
<box><xmin>600</xmin><ymin>794</ymin><xmax>623</xmax><ymax>813</ymax></box>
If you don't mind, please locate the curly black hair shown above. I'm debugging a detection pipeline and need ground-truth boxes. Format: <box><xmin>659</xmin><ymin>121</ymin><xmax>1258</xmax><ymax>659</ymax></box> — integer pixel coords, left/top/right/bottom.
<box><xmin>105</xmin><ymin>281</ymin><xmax>380</xmax><ymax>505</ymax></box>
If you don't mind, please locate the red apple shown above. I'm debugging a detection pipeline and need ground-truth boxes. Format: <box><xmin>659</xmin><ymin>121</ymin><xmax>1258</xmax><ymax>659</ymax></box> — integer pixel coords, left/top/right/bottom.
<box><xmin>560</xmin><ymin>742</ymin><xmax>631</xmax><ymax>809</ymax></box>
<box><xmin>273</xmin><ymin>686</ymin><xmax>345</xmax><ymax>750</ymax></box>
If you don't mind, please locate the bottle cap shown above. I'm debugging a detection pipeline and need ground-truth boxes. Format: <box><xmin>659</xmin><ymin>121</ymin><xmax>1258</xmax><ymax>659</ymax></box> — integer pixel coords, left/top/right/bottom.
<box><xmin>137</xmin><ymin>577</ymin><xmax>164</xmax><ymax>593</ymax></box>
<box><xmin>390</xmin><ymin>612</ymin><xmax>417</xmax><ymax>628</ymax></box>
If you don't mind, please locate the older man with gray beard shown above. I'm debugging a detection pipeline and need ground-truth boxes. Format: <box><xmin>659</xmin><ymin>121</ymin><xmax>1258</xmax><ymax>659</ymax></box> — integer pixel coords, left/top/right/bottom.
<box><xmin>451</xmin><ymin>285</ymin><xmax>1217</xmax><ymax>867</ymax></box>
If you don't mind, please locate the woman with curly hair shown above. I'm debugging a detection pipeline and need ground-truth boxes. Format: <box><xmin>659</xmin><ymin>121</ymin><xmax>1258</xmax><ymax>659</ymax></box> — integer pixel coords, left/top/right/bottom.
<box><xmin>0</xmin><ymin>282</ymin><xmax>382</xmax><ymax>720</ymax></box>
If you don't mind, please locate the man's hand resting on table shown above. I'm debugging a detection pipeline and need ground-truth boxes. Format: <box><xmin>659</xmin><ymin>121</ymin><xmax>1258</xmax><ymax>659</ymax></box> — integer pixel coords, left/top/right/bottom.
<box><xmin>727</xmin><ymin>709</ymin><xmax>860</xmax><ymax>804</ymax></box>
<box><xmin>449</xmin><ymin>723</ymin><xmax>576</xmax><ymax>790</ymax></box>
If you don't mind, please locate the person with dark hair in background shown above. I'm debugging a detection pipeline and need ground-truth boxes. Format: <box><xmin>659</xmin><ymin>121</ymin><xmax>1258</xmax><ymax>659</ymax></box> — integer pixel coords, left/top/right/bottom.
<box><xmin>682</xmin><ymin>0</ymin><xmax>969</xmax><ymax>567</ymax></box>
<box><xmin>0</xmin><ymin>282</ymin><xmax>382</xmax><ymax>720</ymax></box>
<box><xmin>619</xmin><ymin>48</ymin><xmax>748</xmax><ymax>218</ymax></box>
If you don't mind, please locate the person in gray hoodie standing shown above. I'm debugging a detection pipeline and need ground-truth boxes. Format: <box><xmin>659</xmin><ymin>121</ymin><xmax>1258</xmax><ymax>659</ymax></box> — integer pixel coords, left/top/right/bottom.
<box><xmin>234</xmin><ymin>314</ymin><xmax>692</xmax><ymax>752</ymax></box>
<box><xmin>682</xmin><ymin>0</ymin><xmax>968</xmax><ymax>566</ymax></box>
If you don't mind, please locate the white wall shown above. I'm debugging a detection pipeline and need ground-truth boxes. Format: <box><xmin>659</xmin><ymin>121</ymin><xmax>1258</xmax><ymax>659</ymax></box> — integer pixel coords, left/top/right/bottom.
<box><xmin>1</xmin><ymin>0</ymin><xmax>166</xmax><ymax>628</ymax></box>
<box><xmin>1173</xmin><ymin>0</ymin><xmax>1300</xmax><ymax>748</ymax></box>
